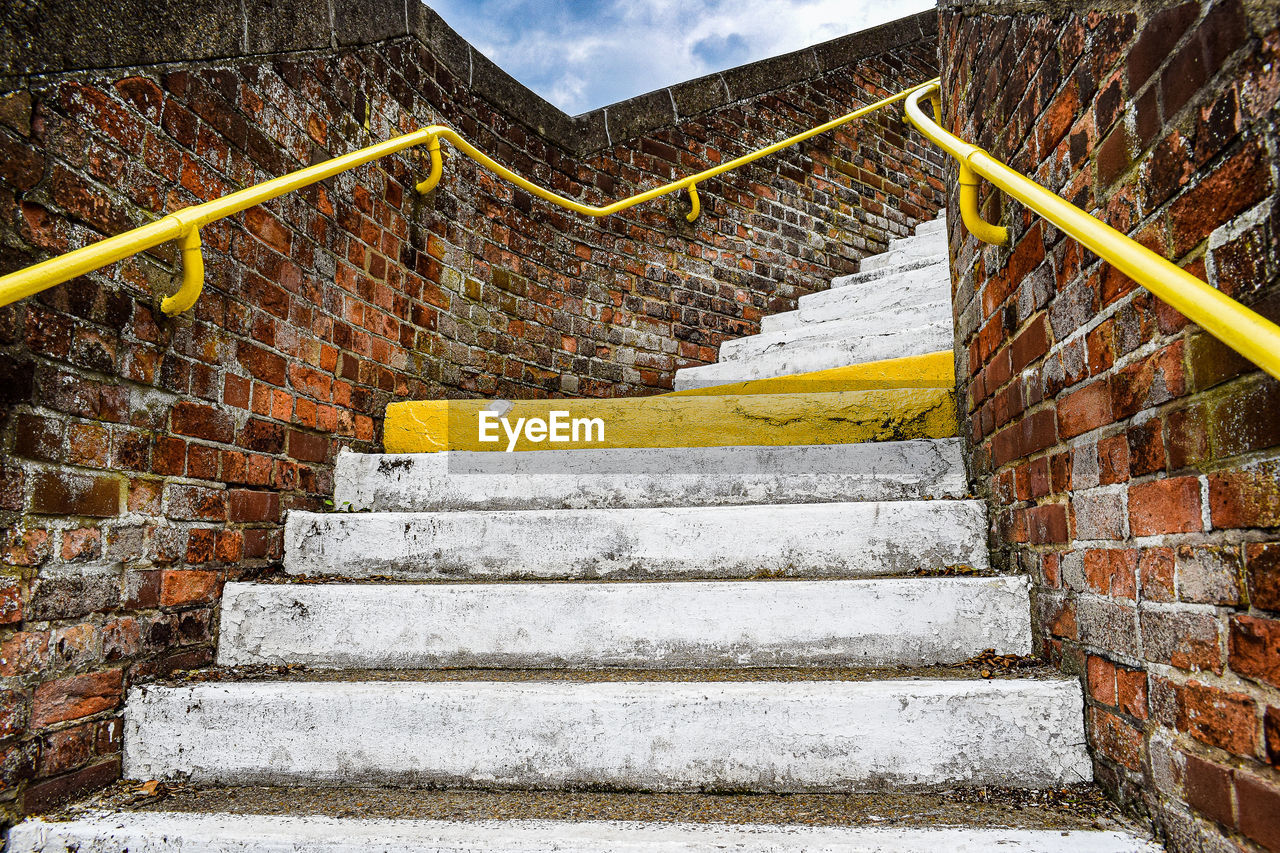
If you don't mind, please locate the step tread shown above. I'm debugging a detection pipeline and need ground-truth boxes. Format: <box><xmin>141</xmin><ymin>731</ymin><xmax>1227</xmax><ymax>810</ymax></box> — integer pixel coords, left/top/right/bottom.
<box><xmin>673</xmin><ymin>321</ymin><xmax>953</xmax><ymax>389</ymax></box>
<box><xmin>9</xmin><ymin>812</ymin><xmax>1162</xmax><ymax>853</ymax></box>
<box><xmin>217</xmin><ymin>576</ymin><xmax>1031</xmax><ymax>670</ymax></box>
<box><xmin>25</xmin><ymin>782</ymin><xmax>1150</xmax><ymax>840</ymax></box>
<box><xmin>721</xmin><ymin>301</ymin><xmax>952</xmax><ymax>360</ymax></box>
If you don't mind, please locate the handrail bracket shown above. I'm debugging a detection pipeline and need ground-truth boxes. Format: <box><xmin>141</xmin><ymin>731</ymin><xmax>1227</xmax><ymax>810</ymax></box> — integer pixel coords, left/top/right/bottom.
<box><xmin>160</xmin><ymin>226</ymin><xmax>205</xmax><ymax>316</ymax></box>
<box><xmin>958</xmin><ymin>160</ymin><xmax>1010</xmax><ymax>247</ymax></box>
<box><xmin>685</xmin><ymin>184</ymin><xmax>701</xmax><ymax>223</ymax></box>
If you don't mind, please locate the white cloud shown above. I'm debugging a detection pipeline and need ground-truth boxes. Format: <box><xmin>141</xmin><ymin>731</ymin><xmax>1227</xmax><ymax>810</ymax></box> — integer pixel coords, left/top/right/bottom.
<box><xmin>426</xmin><ymin>0</ymin><xmax>935</xmax><ymax>113</ymax></box>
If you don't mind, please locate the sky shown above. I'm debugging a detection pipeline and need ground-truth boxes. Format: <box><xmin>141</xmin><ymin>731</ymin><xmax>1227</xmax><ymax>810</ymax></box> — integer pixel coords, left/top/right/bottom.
<box><xmin>426</xmin><ymin>0</ymin><xmax>935</xmax><ymax>114</ymax></box>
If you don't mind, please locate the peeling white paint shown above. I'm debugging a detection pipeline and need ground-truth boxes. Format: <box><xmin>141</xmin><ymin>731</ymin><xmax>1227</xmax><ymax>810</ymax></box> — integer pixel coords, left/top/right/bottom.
<box><xmin>332</xmin><ymin>439</ymin><xmax>969</xmax><ymax>512</ymax></box>
<box><xmin>216</xmin><ymin>576</ymin><xmax>1031</xmax><ymax>669</ymax></box>
<box><xmin>123</xmin><ymin>679</ymin><xmax>1093</xmax><ymax>789</ymax></box>
<box><xmin>283</xmin><ymin>500</ymin><xmax>989</xmax><ymax>579</ymax></box>
<box><xmin>7</xmin><ymin>813</ymin><xmax>1163</xmax><ymax>852</ymax></box>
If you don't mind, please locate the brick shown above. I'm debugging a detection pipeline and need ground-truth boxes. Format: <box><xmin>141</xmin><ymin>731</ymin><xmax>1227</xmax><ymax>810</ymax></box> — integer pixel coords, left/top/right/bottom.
<box><xmin>1088</xmin><ymin>706</ymin><xmax>1142</xmax><ymax>770</ymax></box>
<box><xmin>1247</xmin><ymin>543</ymin><xmax>1280</xmax><ymax>612</ymax></box>
<box><xmin>30</xmin><ymin>670</ymin><xmax>123</xmax><ymax>728</ymax></box>
<box><xmin>166</xmin><ymin>484</ymin><xmax>226</xmax><ymax>521</ymax></box>
<box><xmin>170</xmin><ymin>401</ymin><xmax>234</xmax><ymax>443</ymax></box>
<box><xmin>1129</xmin><ymin>477</ymin><xmax>1202</xmax><ymax>536</ymax></box>
<box><xmin>1127</xmin><ymin>3</ymin><xmax>1198</xmax><ymax>89</ymax></box>
<box><xmin>29</xmin><ymin>470</ymin><xmax>121</xmax><ymax>517</ymax></box>
<box><xmin>227</xmin><ymin>489</ymin><xmax>280</xmax><ymax>523</ymax></box>
<box><xmin>1177</xmin><ymin>680</ymin><xmax>1257</xmax><ymax>756</ymax></box>
<box><xmin>287</xmin><ymin>428</ymin><xmax>328</xmax><ymax>463</ymax></box>
<box><xmin>0</xmin><ymin>631</ymin><xmax>48</xmax><ymax>676</ymax></box>
<box><xmin>1140</xmin><ymin>606</ymin><xmax>1222</xmax><ymax>673</ymax></box>
<box><xmin>22</xmin><ymin>757</ymin><xmax>120</xmax><ymax>813</ymax></box>
<box><xmin>1236</xmin><ymin>773</ymin><xmax>1280</xmax><ymax>851</ymax></box>
<box><xmin>1176</xmin><ymin>544</ymin><xmax>1242</xmax><ymax>605</ymax></box>
<box><xmin>1116</xmin><ymin>667</ymin><xmax>1148</xmax><ymax>719</ymax></box>
<box><xmin>1229</xmin><ymin>614</ymin><xmax>1280</xmax><ymax>689</ymax></box>
<box><xmin>1058</xmin><ymin>381</ymin><xmax>1113</xmax><ymax>438</ymax></box>
<box><xmin>159</xmin><ymin>569</ymin><xmax>220</xmax><ymax>606</ymax></box>
<box><xmin>1184</xmin><ymin>752</ymin><xmax>1234</xmax><ymax>827</ymax></box>
<box><xmin>1267</xmin><ymin>706</ymin><xmax>1280</xmax><ymax>767</ymax></box>
<box><xmin>1087</xmin><ymin>655</ymin><xmax>1117</xmax><ymax>705</ymax></box>
<box><xmin>1169</xmin><ymin>140</ymin><xmax>1273</xmax><ymax>257</ymax></box>
<box><xmin>1208</xmin><ymin>461</ymin><xmax>1280</xmax><ymax>529</ymax></box>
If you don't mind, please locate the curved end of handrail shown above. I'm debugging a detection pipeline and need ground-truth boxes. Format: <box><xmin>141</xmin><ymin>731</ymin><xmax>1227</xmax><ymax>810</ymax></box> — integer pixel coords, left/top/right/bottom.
<box><xmin>958</xmin><ymin>161</ymin><xmax>1010</xmax><ymax>246</ymax></box>
<box><xmin>415</xmin><ymin>133</ymin><xmax>444</xmax><ymax>195</ymax></box>
<box><xmin>160</xmin><ymin>228</ymin><xmax>204</xmax><ymax>316</ymax></box>
<box><xmin>685</xmin><ymin>184</ymin><xmax>701</xmax><ymax>222</ymax></box>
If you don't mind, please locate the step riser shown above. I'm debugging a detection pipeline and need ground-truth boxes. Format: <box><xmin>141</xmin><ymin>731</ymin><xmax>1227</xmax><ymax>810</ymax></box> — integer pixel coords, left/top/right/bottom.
<box><xmin>862</xmin><ymin>236</ymin><xmax>948</xmax><ymax>273</ymax></box>
<box><xmin>832</xmin><ymin>255</ymin><xmax>939</xmax><ymax>289</ymax></box>
<box><xmin>334</xmin><ymin>439</ymin><xmax>968</xmax><ymax>512</ymax></box>
<box><xmin>7</xmin><ymin>815</ymin><xmax>1163</xmax><ymax>853</ymax></box>
<box><xmin>124</xmin><ymin>680</ymin><xmax>1092</xmax><ymax>791</ymax></box>
<box><xmin>720</xmin><ymin>303</ymin><xmax>952</xmax><ymax>362</ymax></box>
<box><xmin>218</xmin><ymin>577</ymin><xmax>1030</xmax><ymax>670</ymax></box>
<box><xmin>283</xmin><ymin>500</ymin><xmax>989</xmax><ymax>580</ymax></box>
<box><xmin>673</xmin><ymin>322</ymin><xmax>953</xmax><ymax>389</ymax></box>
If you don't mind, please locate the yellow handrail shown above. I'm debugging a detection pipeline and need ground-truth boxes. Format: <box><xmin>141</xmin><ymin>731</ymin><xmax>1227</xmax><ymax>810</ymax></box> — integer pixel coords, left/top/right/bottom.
<box><xmin>0</xmin><ymin>81</ymin><xmax>934</xmax><ymax>317</ymax></box>
<box><xmin>903</xmin><ymin>81</ymin><xmax>1280</xmax><ymax>381</ymax></box>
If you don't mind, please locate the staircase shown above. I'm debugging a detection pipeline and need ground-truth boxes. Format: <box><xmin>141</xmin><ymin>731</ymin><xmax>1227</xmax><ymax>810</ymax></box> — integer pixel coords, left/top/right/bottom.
<box><xmin>8</xmin><ymin>218</ymin><xmax>1161</xmax><ymax>851</ymax></box>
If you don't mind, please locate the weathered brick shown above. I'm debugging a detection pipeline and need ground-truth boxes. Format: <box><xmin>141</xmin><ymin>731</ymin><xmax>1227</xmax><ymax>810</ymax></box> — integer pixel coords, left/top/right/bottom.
<box><xmin>1247</xmin><ymin>543</ymin><xmax>1280</xmax><ymax>612</ymax></box>
<box><xmin>1129</xmin><ymin>477</ymin><xmax>1202</xmax><ymax>536</ymax></box>
<box><xmin>29</xmin><ymin>471</ymin><xmax>121</xmax><ymax>518</ymax></box>
<box><xmin>1229</xmin><ymin>613</ymin><xmax>1280</xmax><ymax>689</ymax></box>
<box><xmin>1177</xmin><ymin>680</ymin><xmax>1257</xmax><ymax>756</ymax></box>
<box><xmin>1184</xmin><ymin>752</ymin><xmax>1234</xmax><ymax>827</ymax></box>
<box><xmin>159</xmin><ymin>570</ymin><xmax>220</xmax><ymax>606</ymax></box>
<box><xmin>30</xmin><ymin>670</ymin><xmax>122</xmax><ymax>728</ymax></box>
<box><xmin>1236</xmin><ymin>772</ymin><xmax>1280</xmax><ymax>851</ymax></box>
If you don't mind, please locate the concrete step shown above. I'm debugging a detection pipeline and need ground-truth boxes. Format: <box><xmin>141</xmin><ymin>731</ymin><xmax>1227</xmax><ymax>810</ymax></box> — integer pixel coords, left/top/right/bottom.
<box><xmin>759</xmin><ymin>261</ymin><xmax>951</xmax><ymax>334</ymax></box>
<box><xmin>123</xmin><ymin>676</ymin><xmax>1092</xmax><ymax>790</ymax></box>
<box><xmin>283</xmin><ymin>499</ymin><xmax>988</xmax><ymax>580</ymax></box>
<box><xmin>383</xmin><ymin>387</ymin><xmax>956</xmax><ymax>453</ymax></box>
<box><xmin>218</xmin><ymin>576</ymin><xmax>1030</xmax><ymax>670</ymax></box>
<box><xmin>831</xmin><ymin>255</ymin><xmax>942</xmax><ymax>289</ymax></box>
<box><xmin>915</xmin><ymin>215</ymin><xmax>947</xmax><ymax>237</ymax></box>
<box><xmin>721</xmin><ymin>301</ymin><xmax>952</xmax><ymax>363</ymax></box>
<box><xmin>673</xmin><ymin>320</ymin><xmax>953</xmax><ymax>389</ymax></box>
<box><xmin>8</xmin><ymin>813</ymin><xmax>1162</xmax><ymax>852</ymax></box>
<box><xmin>334</xmin><ymin>438</ymin><xmax>967</xmax><ymax>512</ymax></box>
<box><xmin>759</xmin><ymin>308</ymin><xmax>802</xmax><ymax>333</ymax></box>
<box><xmin>862</xmin><ymin>231</ymin><xmax>947</xmax><ymax>273</ymax></box>
<box><xmin>798</xmin><ymin>259</ymin><xmax>951</xmax><ymax>319</ymax></box>
<box><xmin>665</xmin><ymin>352</ymin><xmax>954</xmax><ymax>397</ymax></box>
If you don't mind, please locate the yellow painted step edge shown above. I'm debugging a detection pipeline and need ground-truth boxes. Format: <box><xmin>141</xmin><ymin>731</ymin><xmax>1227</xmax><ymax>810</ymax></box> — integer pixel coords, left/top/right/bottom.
<box><xmin>384</xmin><ymin>387</ymin><xmax>958</xmax><ymax>454</ymax></box>
<box><xmin>666</xmin><ymin>351</ymin><xmax>955</xmax><ymax>397</ymax></box>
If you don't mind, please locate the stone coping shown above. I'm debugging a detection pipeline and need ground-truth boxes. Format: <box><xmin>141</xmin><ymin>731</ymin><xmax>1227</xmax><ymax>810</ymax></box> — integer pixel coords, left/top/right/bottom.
<box><xmin>1</xmin><ymin>0</ymin><xmax>937</xmax><ymax>154</ymax></box>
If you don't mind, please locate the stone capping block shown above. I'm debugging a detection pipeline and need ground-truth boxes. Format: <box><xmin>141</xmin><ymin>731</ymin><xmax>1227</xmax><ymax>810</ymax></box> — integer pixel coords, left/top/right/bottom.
<box><xmin>2</xmin><ymin>0</ymin><xmax>937</xmax><ymax>154</ymax></box>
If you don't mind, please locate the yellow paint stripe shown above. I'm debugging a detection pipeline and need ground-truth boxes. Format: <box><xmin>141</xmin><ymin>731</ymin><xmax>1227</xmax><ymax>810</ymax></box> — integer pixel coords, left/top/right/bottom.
<box><xmin>384</xmin><ymin>388</ymin><xmax>957</xmax><ymax>453</ymax></box>
<box><xmin>667</xmin><ymin>351</ymin><xmax>955</xmax><ymax>397</ymax></box>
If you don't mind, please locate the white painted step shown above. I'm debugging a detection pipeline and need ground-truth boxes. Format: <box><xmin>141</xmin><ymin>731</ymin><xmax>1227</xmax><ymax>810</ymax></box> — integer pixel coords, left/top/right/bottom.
<box><xmin>673</xmin><ymin>320</ymin><xmax>952</xmax><ymax>390</ymax></box>
<box><xmin>915</xmin><ymin>215</ymin><xmax>947</xmax><ymax>237</ymax></box>
<box><xmin>831</xmin><ymin>255</ymin><xmax>941</xmax><ymax>289</ymax></box>
<box><xmin>283</xmin><ymin>500</ymin><xmax>988</xmax><ymax>580</ymax></box>
<box><xmin>722</xmin><ymin>301</ymin><xmax>952</xmax><ymax>362</ymax></box>
<box><xmin>334</xmin><ymin>439</ymin><xmax>968</xmax><ymax>512</ymax></box>
<box><xmin>797</xmin><ymin>259</ymin><xmax>950</xmax><ymax>319</ymax></box>
<box><xmin>7</xmin><ymin>813</ymin><xmax>1163</xmax><ymax>853</ymax></box>
<box><xmin>123</xmin><ymin>678</ymin><xmax>1092</xmax><ymax>790</ymax></box>
<box><xmin>759</xmin><ymin>261</ymin><xmax>951</xmax><ymax>334</ymax></box>
<box><xmin>861</xmin><ymin>231</ymin><xmax>947</xmax><ymax>273</ymax></box>
<box><xmin>218</xmin><ymin>576</ymin><xmax>1030</xmax><ymax>670</ymax></box>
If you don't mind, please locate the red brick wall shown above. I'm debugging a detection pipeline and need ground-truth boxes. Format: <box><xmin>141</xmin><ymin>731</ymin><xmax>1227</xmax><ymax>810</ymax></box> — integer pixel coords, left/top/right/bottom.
<box><xmin>0</xmin><ymin>4</ymin><xmax>943</xmax><ymax>822</ymax></box>
<box><xmin>940</xmin><ymin>0</ymin><xmax>1280</xmax><ymax>848</ymax></box>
